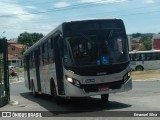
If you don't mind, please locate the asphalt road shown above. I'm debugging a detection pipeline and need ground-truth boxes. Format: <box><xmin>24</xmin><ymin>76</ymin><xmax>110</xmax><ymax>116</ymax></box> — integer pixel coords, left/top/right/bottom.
<box><xmin>1</xmin><ymin>80</ymin><xmax>160</xmax><ymax>119</ymax></box>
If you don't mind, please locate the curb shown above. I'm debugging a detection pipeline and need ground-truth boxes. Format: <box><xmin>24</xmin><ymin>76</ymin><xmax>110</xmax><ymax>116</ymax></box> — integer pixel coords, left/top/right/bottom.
<box><xmin>10</xmin><ymin>80</ymin><xmax>24</xmax><ymax>84</ymax></box>
<box><xmin>9</xmin><ymin>100</ymin><xmax>19</xmax><ymax>106</ymax></box>
<box><xmin>133</xmin><ymin>79</ymin><xmax>160</xmax><ymax>81</ymax></box>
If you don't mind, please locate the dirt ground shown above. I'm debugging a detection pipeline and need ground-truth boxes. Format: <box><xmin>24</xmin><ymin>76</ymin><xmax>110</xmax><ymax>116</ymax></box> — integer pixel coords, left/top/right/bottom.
<box><xmin>131</xmin><ymin>69</ymin><xmax>160</xmax><ymax>80</ymax></box>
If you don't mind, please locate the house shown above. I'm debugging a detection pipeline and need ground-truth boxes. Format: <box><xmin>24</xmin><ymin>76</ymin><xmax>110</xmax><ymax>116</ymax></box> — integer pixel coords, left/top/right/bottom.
<box><xmin>7</xmin><ymin>39</ymin><xmax>25</xmax><ymax>67</ymax></box>
<box><xmin>152</xmin><ymin>34</ymin><xmax>160</xmax><ymax>50</ymax></box>
<box><xmin>128</xmin><ymin>35</ymin><xmax>142</xmax><ymax>51</ymax></box>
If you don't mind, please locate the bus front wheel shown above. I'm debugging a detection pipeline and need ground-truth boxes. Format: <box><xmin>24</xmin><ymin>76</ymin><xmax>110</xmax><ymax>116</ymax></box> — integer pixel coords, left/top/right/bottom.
<box><xmin>101</xmin><ymin>94</ymin><xmax>109</xmax><ymax>105</ymax></box>
<box><xmin>50</xmin><ymin>81</ymin><xmax>63</xmax><ymax>105</ymax></box>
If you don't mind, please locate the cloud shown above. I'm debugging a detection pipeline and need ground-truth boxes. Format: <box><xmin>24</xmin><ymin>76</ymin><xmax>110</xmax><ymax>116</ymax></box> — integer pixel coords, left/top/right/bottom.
<box><xmin>25</xmin><ymin>6</ymin><xmax>37</xmax><ymax>10</ymax></box>
<box><xmin>144</xmin><ymin>0</ymin><xmax>155</xmax><ymax>4</ymax></box>
<box><xmin>79</xmin><ymin>0</ymin><xmax>127</xmax><ymax>4</ymax></box>
<box><xmin>0</xmin><ymin>0</ymin><xmax>45</xmax><ymax>39</ymax></box>
<box><xmin>53</xmin><ymin>2</ymin><xmax>70</xmax><ymax>8</ymax></box>
<box><xmin>0</xmin><ymin>1</ymin><xmax>41</xmax><ymax>21</ymax></box>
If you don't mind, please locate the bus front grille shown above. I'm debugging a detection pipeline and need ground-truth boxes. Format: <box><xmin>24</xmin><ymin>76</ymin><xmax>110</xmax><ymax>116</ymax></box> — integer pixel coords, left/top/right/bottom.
<box><xmin>81</xmin><ymin>80</ymin><xmax>124</xmax><ymax>93</ymax></box>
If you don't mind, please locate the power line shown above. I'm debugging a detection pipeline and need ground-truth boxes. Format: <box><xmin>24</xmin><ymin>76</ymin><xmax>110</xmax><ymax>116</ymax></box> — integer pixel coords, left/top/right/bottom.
<box><xmin>1</xmin><ymin>2</ymin><xmax>159</xmax><ymax>24</ymax></box>
<box><xmin>1</xmin><ymin>9</ymin><xmax>160</xmax><ymax>31</ymax></box>
<box><xmin>0</xmin><ymin>0</ymin><xmax>61</xmax><ymax>11</ymax></box>
<box><xmin>1</xmin><ymin>0</ymin><xmax>160</xmax><ymax>31</ymax></box>
<box><xmin>0</xmin><ymin>0</ymin><xmax>135</xmax><ymax>17</ymax></box>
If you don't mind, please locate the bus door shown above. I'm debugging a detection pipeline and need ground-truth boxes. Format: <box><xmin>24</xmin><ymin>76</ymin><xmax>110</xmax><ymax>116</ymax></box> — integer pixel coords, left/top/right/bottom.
<box><xmin>34</xmin><ymin>49</ymin><xmax>41</xmax><ymax>92</ymax></box>
<box><xmin>26</xmin><ymin>55</ymin><xmax>31</xmax><ymax>89</ymax></box>
<box><xmin>54</xmin><ymin>35</ymin><xmax>65</xmax><ymax>95</ymax></box>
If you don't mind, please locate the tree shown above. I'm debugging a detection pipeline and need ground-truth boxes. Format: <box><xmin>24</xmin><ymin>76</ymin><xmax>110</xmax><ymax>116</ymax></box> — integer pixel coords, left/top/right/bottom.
<box><xmin>132</xmin><ymin>33</ymin><xmax>142</xmax><ymax>38</ymax></box>
<box><xmin>17</xmin><ymin>32</ymin><xmax>33</xmax><ymax>47</ymax></box>
<box><xmin>139</xmin><ymin>37</ymin><xmax>152</xmax><ymax>51</ymax></box>
<box><xmin>17</xmin><ymin>32</ymin><xmax>44</xmax><ymax>47</ymax></box>
<box><xmin>143</xmin><ymin>38</ymin><xmax>152</xmax><ymax>50</ymax></box>
<box><xmin>31</xmin><ymin>33</ymin><xmax>44</xmax><ymax>43</ymax></box>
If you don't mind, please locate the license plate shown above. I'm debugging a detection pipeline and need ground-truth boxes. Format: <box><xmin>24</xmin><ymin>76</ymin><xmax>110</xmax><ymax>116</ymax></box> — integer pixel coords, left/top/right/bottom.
<box><xmin>98</xmin><ymin>87</ymin><xmax>110</xmax><ymax>91</ymax></box>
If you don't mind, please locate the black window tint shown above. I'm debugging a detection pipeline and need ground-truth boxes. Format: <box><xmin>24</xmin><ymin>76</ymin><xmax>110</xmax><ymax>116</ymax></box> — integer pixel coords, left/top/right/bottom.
<box><xmin>49</xmin><ymin>38</ymin><xmax>55</xmax><ymax>63</ymax></box>
<box><xmin>43</xmin><ymin>41</ymin><xmax>49</xmax><ymax>65</ymax></box>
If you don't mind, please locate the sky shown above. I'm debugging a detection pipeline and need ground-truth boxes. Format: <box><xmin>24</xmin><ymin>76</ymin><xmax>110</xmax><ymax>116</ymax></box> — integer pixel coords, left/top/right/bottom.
<box><xmin>0</xmin><ymin>0</ymin><xmax>160</xmax><ymax>39</ymax></box>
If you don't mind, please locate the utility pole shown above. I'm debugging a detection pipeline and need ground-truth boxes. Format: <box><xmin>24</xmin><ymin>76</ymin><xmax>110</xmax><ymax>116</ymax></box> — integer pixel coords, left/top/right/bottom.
<box><xmin>0</xmin><ymin>34</ymin><xmax>10</xmax><ymax>107</ymax></box>
<box><xmin>0</xmin><ymin>31</ymin><xmax>5</xmax><ymax>38</ymax></box>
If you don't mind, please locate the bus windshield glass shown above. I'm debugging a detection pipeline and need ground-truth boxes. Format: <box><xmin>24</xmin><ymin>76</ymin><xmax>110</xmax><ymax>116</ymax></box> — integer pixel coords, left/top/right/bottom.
<box><xmin>64</xmin><ymin>29</ymin><xmax>129</xmax><ymax>67</ymax></box>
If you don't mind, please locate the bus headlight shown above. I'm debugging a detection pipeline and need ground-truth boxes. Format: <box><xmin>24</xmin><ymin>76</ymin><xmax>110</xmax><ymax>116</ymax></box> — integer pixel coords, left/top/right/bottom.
<box><xmin>66</xmin><ymin>76</ymin><xmax>81</xmax><ymax>87</ymax></box>
<box><xmin>66</xmin><ymin>77</ymin><xmax>73</xmax><ymax>83</ymax></box>
<box><xmin>123</xmin><ymin>72</ymin><xmax>131</xmax><ymax>82</ymax></box>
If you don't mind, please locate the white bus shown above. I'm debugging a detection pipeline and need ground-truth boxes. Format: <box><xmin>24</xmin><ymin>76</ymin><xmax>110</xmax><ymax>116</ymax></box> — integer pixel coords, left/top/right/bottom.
<box><xmin>129</xmin><ymin>50</ymin><xmax>160</xmax><ymax>71</ymax></box>
<box><xmin>23</xmin><ymin>19</ymin><xmax>132</xmax><ymax>104</ymax></box>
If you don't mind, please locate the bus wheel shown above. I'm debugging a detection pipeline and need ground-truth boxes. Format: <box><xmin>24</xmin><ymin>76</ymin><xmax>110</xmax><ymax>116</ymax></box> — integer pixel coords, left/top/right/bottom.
<box><xmin>101</xmin><ymin>94</ymin><xmax>109</xmax><ymax>105</ymax></box>
<box><xmin>135</xmin><ymin>66</ymin><xmax>144</xmax><ymax>71</ymax></box>
<box><xmin>50</xmin><ymin>82</ymin><xmax>63</xmax><ymax>105</ymax></box>
<box><xmin>32</xmin><ymin>81</ymin><xmax>38</xmax><ymax>98</ymax></box>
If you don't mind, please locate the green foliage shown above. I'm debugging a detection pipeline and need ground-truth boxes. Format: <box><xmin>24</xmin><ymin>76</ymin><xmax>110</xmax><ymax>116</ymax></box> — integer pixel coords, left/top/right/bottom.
<box><xmin>17</xmin><ymin>32</ymin><xmax>44</xmax><ymax>47</ymax></box>
<box><xmin>131</xmin><ymin>33</ymin><xmax>153</xmax><ymax>51</ymax></box>
<box><xmin>143</xmin><ymin>38</ymin><xmax>152</xmax><ymax>50</ymax></box>
<box><xmin>139</xmin><ymin>37</ymin><xmax>152</xmax><ymax>51</ymax></box>
<box><xmin>31</xmin><ymin>33</ymin><xmax>44</xmax><ymax>44</ymax></box>
<box><xmin>132</xmin><ymin>33</ymin><xmax>142</xmax><ymax>38</ymax></box>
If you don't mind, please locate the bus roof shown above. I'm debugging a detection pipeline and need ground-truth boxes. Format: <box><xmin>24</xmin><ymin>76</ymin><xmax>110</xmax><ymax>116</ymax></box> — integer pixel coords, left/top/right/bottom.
<box><xmin>23</xmin><ymin>18</ymin><xmax>123</xmax><ymax>56</ymax></box>
<box><xmin>129</xmin><ymin>50</ymin><xmax>160</xmax><ymax>54</ymax></box>
<box><xmin>65</xmin><ymin>18</ymin><xmax>119</xmax><ymax>23</ymax></box>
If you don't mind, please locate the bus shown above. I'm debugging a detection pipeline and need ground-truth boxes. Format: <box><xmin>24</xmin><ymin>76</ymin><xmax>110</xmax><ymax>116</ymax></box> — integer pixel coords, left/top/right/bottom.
<box><xmin>129</xmin><ymin>50</ymin><xmax>160</xmax><ymax>71</ymax></box>
<box><xmin>23</xmin><ymin>19</ymin><xmax>132</xmax><ymax>104</ymax></box>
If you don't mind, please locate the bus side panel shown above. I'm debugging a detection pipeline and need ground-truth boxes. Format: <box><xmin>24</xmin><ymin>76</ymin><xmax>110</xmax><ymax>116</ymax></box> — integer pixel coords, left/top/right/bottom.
<box><xmin>43</xmin><ymin>64</ymin><xmax>57</xmax><ymax>95</ymax></box>
<box><xmin>30</xmin><ymin>68</ymin><xmax>38</xmax><ymax>92</ymax></box>
<box><xmin>34</xmin><ymin>51</ymin><xmax>41</xmax><ymax>92</ymax></box>
<box><xmin>39</xmin><ymin>66</ymin><xmax>46</xmax><ymax>93</ymax></box>
<box><xmin>48</xmin><ymin>63</ymin><xmax>57</xmax><ymax>94</ymax></box>
<box><xmin>24</xmin><ymin>69</ymin><xmax>29</xmax><ymax>89</ymax></box>
<box><xmin>43</xmin><ymin>65</ymin><xmax>50</xmax><ymax>94</ymax></box>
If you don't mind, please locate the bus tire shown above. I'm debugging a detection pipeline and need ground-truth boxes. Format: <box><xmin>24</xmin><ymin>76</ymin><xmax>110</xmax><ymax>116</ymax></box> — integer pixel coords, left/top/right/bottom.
<box><xmin>32</xmin><ymin>81</ymin><xmax>38</xmax><ymax>98</ymax></box>
<box><xmin>50</xmin><ymin>80</ymin><xmax>63</xmax><ymax>105</ymax></box>
<box><xmin>101</xmin><ymin>94</ymin><xmax>109</xmax><ymax>105</ymax></box>
<box><xmin>135</xmin><ymin>66</ymin><xmax>144</xmax><ymax>71</ymax></box>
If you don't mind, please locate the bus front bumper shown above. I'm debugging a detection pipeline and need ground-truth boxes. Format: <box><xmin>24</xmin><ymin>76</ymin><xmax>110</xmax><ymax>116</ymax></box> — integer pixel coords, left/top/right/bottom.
<box><xmin>64</xmin><ymin>77</ymin><xmax>132</xmax><ymax>97</ymax></box>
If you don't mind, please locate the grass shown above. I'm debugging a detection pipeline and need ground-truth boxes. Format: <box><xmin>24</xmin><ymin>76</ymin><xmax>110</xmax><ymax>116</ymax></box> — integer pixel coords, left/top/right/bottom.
<box><xmin>14</xmin><ymin>68</ymin><xmax>24</xmax><ymax>73</ymax></box>
<box><xmin>131</xmin><ymin>69</ymin><xmax>160</xmax><ymax>80</ymax></box>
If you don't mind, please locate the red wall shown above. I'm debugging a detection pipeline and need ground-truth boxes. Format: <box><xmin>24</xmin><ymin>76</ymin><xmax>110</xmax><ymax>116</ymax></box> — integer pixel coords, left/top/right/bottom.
<box><xmin>153</xmin><ymin>39</ymin><xmax>160</xmax><ymax>50</ymax></box>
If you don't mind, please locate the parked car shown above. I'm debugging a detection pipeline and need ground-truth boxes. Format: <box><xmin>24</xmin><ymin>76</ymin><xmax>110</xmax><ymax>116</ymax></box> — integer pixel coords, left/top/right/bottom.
<box><xmin>9</xmin><ymin>66</ymin><xmax>19</xmax><ymax>70</ymax></box>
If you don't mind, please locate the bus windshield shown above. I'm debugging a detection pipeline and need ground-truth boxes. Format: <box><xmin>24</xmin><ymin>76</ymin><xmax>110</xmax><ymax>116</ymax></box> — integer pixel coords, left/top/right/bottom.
<box><xmin>64</xmin><ymin>30</ymin><xmax>129</xmax><ymax>67</ymax></box>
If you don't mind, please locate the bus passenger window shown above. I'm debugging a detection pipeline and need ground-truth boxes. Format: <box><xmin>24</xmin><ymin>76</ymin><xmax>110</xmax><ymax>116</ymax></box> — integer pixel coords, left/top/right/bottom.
<box><xmin>135</xmin><ymin>54</ymin><xmax>140</xmax><ymax>61</ymax></box>
<box><xmin>141</xmin><ymin>54</ymin><xmax>145</xmax><ymax>60</ymax></box>
<box><xmin>130</xmin><ymin>54</ymin><xmax>135</xmax><ymax>61</ymax></box>
<box><xmin>152</xmin><ymin>53</ymin><xmax>156</xmax><ymax>60</ymax></box>
<box><xmin>157</xmin><ymin>53</ymin><xmax>160</xmax><ymax>60</ymax></box>
<box><xmin>43</xmin><ymin>42</ymin><xmax>49</xmax><ymax>65</ymax></box>
<box><xmin>146</xmin><ymin>53</ymin><xmax>151</xmax><ymax>60</ymax></box>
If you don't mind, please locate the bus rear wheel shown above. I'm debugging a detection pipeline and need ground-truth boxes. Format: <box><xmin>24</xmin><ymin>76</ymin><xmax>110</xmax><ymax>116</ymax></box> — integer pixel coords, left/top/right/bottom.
<box><xmin>32</xmin><ymin>81</ymin><xmax>38</xmax><ymax>98</ymax></box>
<box><xmin>101</xmin><ymin>94</ymin><xmax>109</xmax><ymax>105</ymax></box>
<box><xmin>135</xmin><ymin>66</ymin><xmax>144</xmax><ymax>71</ymax></box>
